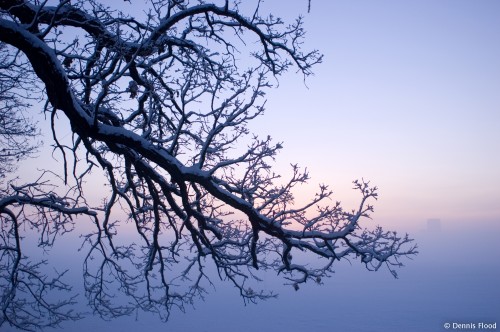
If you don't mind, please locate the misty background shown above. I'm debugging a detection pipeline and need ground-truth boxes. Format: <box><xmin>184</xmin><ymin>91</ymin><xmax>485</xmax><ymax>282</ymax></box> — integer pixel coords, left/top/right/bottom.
<box><xmin>2</xmin><ymin>219</ymin><xmax>498</xmax><ymax>332</ymax></box>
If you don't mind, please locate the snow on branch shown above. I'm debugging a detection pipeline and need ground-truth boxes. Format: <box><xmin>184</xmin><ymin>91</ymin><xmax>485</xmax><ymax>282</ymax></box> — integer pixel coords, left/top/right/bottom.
<box><xmin>0</xmin><ymin>0</ymin><xmax>416</xmax><ymax>327</ymax></box>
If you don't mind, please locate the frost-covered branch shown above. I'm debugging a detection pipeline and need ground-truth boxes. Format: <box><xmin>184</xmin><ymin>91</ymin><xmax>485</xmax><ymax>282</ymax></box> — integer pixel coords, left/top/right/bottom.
<box><xmin>0</xmin><ymin>0</ymin><xmax>416</xmax><ymax>327</ymax></box>
<box><xmin>0</xmin><ymin>173</ymin><xmax>97</xmax><ymax>331</ymax></box>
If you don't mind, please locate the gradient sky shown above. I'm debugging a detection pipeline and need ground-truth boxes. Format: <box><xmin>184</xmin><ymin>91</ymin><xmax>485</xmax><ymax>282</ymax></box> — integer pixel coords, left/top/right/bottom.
<box><xmin>16</xmin><ymin>0</ymin><xmax>500</xmax><ymax>232</ymax></box>
<box><xmin>17</xmin><ymin>1</ymin><xmax>500</xmax><ymax>231</ymax></box>
<box><xmin>246</xmin><ymin>0</ymin><xmax>500</xmax><ymax>230</ymax></box>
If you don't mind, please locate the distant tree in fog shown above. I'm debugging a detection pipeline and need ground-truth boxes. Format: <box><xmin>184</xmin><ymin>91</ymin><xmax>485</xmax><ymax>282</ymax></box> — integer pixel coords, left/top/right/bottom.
<box><xmin>0</xmin><ymin>0</ymin><xmax>417</xmax><ymax>330</ymax></box>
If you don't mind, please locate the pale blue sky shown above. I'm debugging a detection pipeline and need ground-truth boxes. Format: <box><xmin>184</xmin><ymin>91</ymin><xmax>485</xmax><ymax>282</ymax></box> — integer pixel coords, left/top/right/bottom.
<box><xmin>249</xmin><ymin>0</ymin><xmax>500</xmax><ymax>229</ymax></box>
<box><xmin>18</xmin><ymin>1</ymin><xmax>500</xmax><ymax>231</ymax></box>
<box><xmin>20</xmin><ymin>0</ymin><xmax>500</xmax><ymax>230</ymax></box>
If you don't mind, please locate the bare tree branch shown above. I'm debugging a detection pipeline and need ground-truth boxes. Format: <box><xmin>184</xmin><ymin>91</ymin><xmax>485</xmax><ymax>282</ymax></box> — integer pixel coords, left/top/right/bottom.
<box><xmin>0</xmin><ymin>0</ymin><xmax>417</xmax><ymax>329</ymax></box>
